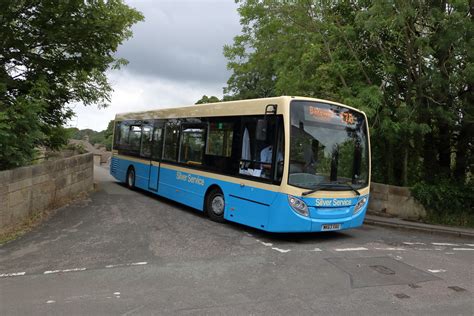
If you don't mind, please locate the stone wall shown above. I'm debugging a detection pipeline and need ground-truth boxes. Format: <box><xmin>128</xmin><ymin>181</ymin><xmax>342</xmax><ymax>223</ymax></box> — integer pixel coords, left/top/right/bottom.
<box><xmin>369</xmin><ymin>182</ymin><xmax>427</xmax><ymax>220</ymax></box>
<box><xmin>0</xmin><ymin>153</ymin><xmax>93</xmax><ymax>233</ymax></box>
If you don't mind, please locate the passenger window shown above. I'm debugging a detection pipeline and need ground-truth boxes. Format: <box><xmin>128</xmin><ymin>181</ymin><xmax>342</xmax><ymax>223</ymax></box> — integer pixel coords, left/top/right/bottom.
<box><xmin>163</xmin><ymin>120</ymin><xmax>180</xmax><ymax>161</ymax></box>
<box><xmin>116</xmin><ymin>122</ymin><xmax>129</xmax><ymax>146</ymax></box>
<box><xmin>180</xmin><ymin>125</ymin><xmax>206</xmax><ymax>164</ymax></box>
<box><xmin>140</xmin><ymin>125</ymin><xmax>153</xmax><ymax>158</ymax></box>
<box><xmin>239</xmin><ymin>117</ymin><xmax>283</xmax><ymax>180</ymax></box>
<box><xmin>128</xmin><ymin>125</ymin><xmax>142</xmax><ymax>150</ymax></box>
<box><xmin>152</xmin><ymin>127</ymin><xmax>163</xmax><ymax>161</ymax></box>
<box><xmin>206</xmin><ymin>122</ymin><xmax>234</xmax><ymax>157</ymax></box>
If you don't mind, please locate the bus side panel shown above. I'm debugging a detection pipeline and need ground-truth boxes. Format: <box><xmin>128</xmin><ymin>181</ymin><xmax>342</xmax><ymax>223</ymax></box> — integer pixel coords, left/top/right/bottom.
<box><xmin>225</xmin><ymin>186</ymin><xmax>277</xmax><ymax>230</ymax></box>
<box><xmin>156</xmin><ymin>166</ymin><xmax>279</xmax><ymax>230</ymax></box>
<box><xmin>130</xmin><ymin>161</ymin><xmax>151</xmax><ymax>190</ymax></box>
<box><xmin>111</xmin><ymin>156</ymin><xmax>128</xmax><ymax>183</ymax></box>
<box><xmin>110</xmin><ymin>157</ymin><xmax>150</xmax><ymax>190</ymax></box>
<box><xmin>157</xmin><ymin>167</ymin><xmax>206</xmax><ymax>211</ymax></box>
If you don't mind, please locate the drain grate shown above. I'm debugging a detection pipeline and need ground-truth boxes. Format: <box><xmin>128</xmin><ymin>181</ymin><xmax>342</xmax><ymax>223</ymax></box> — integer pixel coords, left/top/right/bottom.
<box><xmin>326</xmin><ymin>256</ymin><xmax>440</xmax><ymax>288</ymax></box>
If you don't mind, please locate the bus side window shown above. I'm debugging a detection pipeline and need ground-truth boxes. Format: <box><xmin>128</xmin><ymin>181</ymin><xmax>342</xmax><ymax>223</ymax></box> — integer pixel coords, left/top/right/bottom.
<box><xmin>117</xmin><ymin>122</ymin><xmax>131</xmax><ymax>148</ymax></box>
<box><xmin>180</xmin><ymin>125</ymin><xmax>206</xmax><ymax>164</ymax></box>
<box><xmin>239</xmin><ymin>116</ymin><xmax>283</xmax><ymax>181</ymax></box>
<box><xmin>206</xmin><ymin>121</ymin><xmax>234</xmax><ymax>157</ymax></box>
<box><xmin>113</xmin><ymin>121</ymin><xmax>123</xmax><ymax>149</ymax></box>
<box><xmin>140</xmin><ymin>125</ymin><xmax>153</xmax><ymax>158</ymax></box>
<box><xmin>152</xmin><ymin>127</ymin><xmax>163</xmax><ymax>161</ymax></box>
<box><xmin>163</xmin><ymin>119</ymin><xmax>180</xmax><ymax>162</ymax></box>
<box><xmin>128</xmin><ymin>125</ymin><xmax>142</xmax><ymax>152</ymax></box>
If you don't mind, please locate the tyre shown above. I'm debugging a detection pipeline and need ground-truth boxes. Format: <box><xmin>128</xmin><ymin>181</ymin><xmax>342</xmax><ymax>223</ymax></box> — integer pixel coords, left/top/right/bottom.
<box><xmin>205</xmin><ymin>188</ymin><xmax>226</xmax><ymax>223</ymax></box>
<box><xmin>126</xmin><ymin>167</ymin><xmax>135</xmax><ymax>189</ymax></box>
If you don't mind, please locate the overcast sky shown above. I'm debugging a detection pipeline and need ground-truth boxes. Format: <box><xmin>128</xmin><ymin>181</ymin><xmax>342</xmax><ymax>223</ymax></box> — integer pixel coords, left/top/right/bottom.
<box><xmin>69</xmin><ymin>0</ymin><xmax>241</xmax><ymax>131</ymax></box>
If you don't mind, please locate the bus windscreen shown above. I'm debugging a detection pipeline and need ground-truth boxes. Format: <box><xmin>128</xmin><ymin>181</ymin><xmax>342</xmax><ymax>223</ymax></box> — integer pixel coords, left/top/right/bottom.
<box><xmin>289</xmin><ymin>101</ymin><xmax>369</xmax><ymax>190</ymax></box>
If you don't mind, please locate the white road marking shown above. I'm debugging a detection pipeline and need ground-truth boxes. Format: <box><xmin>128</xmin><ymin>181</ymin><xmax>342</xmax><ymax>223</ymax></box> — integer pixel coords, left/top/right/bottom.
<box><xmin>272</xmin><ymin>247</ymin><xmax>291</xmax><ymax>253</ymax></box>
<box><xmin>416</xmin><ymin>248</ymin><xmax>441</xmax><ymax>251</ymax></box>
<box><xmin>453</xmin><ymin>248</ymin><xmax>474</xmax><ymax>251</ymax></box>
<box><xmin>106</xmin><ymin>262</ymin><xmax>148</xmax><ymax>268</ymax></box>
<box><xmin>334</xmin><ymin>247</ymin><xmax>368</xmax><ymax>252</ymax></box>
<box><xmin>374</xmin><ymin>247</ymin><xmax>406</xmax><ymax>251</ymax></box>
<box><xmin>44</xmin><ymin>270</ymin><xmax>60</xmax><ymax>274</ymax></box>
<box><xmin>0</xmin><ymin>272</ymin><xmax>26</xmax><ymax>278</ymax></box>
<box><xmin>464</xmin><ymin>244</ymin><xmax>474</xmax><ymax>247</ymax></box>
<box><xmin>428</xmin><ymin>269</ymin><xmax>446</xmax><ymax>273</ymax></box>
<box><xmin>130</xmin><ymin>262</ymin><xmax>147</xmax><ymax>266</ymax></box>
<box><xmin>46</xmin><ymin>300</ymin><xmax>56</xmax><ymax>304</ymax></box>
<box><xmin>261</xmin><ymin>242</ymin><xmax>273</xmax><ymax>247</ymax></box>
<box><xmin>311</xmin><ymin>248</ymin><xmax>322</xmax><ymax>252</ymax></box>
<box><xmin>403</xmin><ymin>242</ymin><xmax>425</xmax><ymax>245</ymax></box>
<box><xmin>445</xmin><ymin>252</ymin><xmax>454</xmax><ymax>255</ymax></box>
<box><xmin>114</xmin><ymin>292</ymin><xmax>120</xmax><ymax>295</ymax></box>
<box><xmin>44</xmin><ymin>268</ymin><xmax>86</xmax><ymax>274</ymax></box>
<box><xmin>105</xmin><ymin>264</ymin><xmax>122</xmax><ymax>268</ymax></box>
<box><xmin>432</xmin><ymin>243</ymin><xmax>459</xmax><ymax>246</ymax></box>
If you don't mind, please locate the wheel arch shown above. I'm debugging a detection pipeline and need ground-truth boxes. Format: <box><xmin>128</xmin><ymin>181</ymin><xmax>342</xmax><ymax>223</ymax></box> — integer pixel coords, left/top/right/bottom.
<box><xmin>126</xmin><ymin>164</ymin><xmax>136</xmax><ymax>186</ymax></box>
<box><xmin>203</xmin><ymin>184</ymin><xmax>223</xmax><ymax>210</ymax></box>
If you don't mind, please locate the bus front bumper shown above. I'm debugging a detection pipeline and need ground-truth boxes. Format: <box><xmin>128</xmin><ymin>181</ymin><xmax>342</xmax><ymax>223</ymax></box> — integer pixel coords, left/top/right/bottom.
<box><xmin>265</xmin><ymin>194</ymin><xmax>369</xmax><ymax>233</ymax></box>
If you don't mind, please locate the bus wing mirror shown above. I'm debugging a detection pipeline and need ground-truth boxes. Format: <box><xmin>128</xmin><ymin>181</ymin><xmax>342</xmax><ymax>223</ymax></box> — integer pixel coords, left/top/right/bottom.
<box><xmin>256</xmin><ymin>119</ymin><xmax>267</xmax><ymax>141</ymax></box>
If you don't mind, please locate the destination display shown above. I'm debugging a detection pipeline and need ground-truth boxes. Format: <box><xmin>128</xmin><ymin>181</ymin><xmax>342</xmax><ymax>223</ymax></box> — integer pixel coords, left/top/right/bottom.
<box><xmin>304</xmin><ymin>105</ymin><xmax>357</xmax><ymax>126</ymax></box>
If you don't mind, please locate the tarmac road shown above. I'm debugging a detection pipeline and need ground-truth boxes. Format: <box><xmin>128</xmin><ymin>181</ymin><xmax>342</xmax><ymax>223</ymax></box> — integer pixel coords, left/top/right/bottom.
<box><xmin>0</xmin><ymin>166</ymin><xmax>473</xmax><ymax>315</ymax></box>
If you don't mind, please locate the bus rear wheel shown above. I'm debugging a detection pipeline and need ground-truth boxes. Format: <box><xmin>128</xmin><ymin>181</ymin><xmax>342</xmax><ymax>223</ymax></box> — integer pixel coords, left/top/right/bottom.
<box><xmin>126</xmin><ymin>167</ymin><xmax>135</xmax><ymax>189</ymax></box>
<box><xmin>205</xmin><ymin>188</ymin><xmax>225</xmax><ymax>223</ymax></box>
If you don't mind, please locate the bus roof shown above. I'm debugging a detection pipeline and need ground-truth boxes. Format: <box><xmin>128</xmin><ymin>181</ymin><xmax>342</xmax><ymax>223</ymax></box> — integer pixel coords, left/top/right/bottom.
<box><xmin>114</xmin><ymin>96</ymin><xmax>366</xmax><ymax>121</ymax></box>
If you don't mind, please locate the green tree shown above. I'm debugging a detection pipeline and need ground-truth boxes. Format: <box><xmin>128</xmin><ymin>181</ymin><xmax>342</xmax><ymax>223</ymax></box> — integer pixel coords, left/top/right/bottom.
<box><xmin>0</xmin><ymin>0</ymin><xmax>143</xmax><ymax>170</ymax></box>
<box><xmin>103</xmin><ymin>120</ymin><xmax>115</xmax><ymax>151</ymax></box>
<box><xmin>195</xmin><ymin>95</ymin><xmax>221</xmax><ymax>104</ymax></box>
<box><xmin>225</xmin><ymin>0</ymin><xmax>472</xmax><ymax>187</ymax></box>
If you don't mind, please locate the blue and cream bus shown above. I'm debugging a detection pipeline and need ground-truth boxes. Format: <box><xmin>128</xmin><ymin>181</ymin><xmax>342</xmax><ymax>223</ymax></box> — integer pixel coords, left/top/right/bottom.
<box><xmin>110</xmin><ymin>96</ymin><xmax>370</xmax><ymax>232</ymax></box>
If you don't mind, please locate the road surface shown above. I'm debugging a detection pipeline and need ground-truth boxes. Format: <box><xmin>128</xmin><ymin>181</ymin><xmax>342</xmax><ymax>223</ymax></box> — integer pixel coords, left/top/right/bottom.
<box><xmin>1</xmin><ymin>166</ymin><xmax>473</xmax><ymax>315</ymax></box>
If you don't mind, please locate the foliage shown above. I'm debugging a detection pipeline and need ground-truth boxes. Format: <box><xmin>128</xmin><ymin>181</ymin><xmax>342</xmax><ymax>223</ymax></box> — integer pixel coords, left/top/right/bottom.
<box><xmin>411</xmin><ymin>182</ymin><xmax>474</xmax><ymax>227</ymax></box>
<box><xmin>195</xmin><ymin>95</ymin><xmax>221</xmax><ymax>104</ymax></box>
<box><xmin>103</xmin><ymin>120</ymin><xmax>115</xmax><ymax>151</ymax></box>
<box><xmin>0</xmin><ymin>0</ymin><xmax>143</xmax><ymax>170</ymax></box>
<box><xmin>64</xmin><ymin>142</ymin><xmax>87</xmax><ymax>155</ymax></box>
<box><xmin>225</xmin><ymin>0</ymin><xmax>473</xmax><ymax>187</ymax></box>
<box><xmin>66</xmin><ymin>120</ymin><xmax>114</xmax><ymax>150</ymax></box>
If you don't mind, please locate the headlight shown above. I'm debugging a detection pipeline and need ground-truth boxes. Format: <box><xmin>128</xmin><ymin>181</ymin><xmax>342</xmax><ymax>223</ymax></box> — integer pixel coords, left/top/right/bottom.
<box><xmin>288</xmin><ymin>195</ymin><xmax>309</xmax><ymax>217</ymax></box>
<box><xmin>354</xmin><ymin>196</ymin><xmax>368</xmax><ymax>214</ymax></box>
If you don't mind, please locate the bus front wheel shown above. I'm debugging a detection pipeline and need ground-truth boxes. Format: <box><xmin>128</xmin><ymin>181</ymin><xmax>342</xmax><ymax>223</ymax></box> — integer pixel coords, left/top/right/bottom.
<box><xmin>205</xmin><ymin>188</ymin><xmax>225</xmax><ymax>223</ymax></box>
<box><xmin>126</xmin><ymin>167</ymin><xmax>135</xmax><ymax>189</ymax></box>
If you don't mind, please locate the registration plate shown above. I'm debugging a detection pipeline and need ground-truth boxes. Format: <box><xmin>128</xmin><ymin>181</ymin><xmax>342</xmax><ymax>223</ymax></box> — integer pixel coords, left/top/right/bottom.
<box><xmin>322</xmin><ymin>224</ymin><xmax>341</xmax><ymax>231</ymax></box>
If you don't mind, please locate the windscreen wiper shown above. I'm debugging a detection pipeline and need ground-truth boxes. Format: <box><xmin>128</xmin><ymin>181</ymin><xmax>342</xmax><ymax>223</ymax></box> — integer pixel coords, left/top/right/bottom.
<box><xmin>301</xmin><ymin>183</ymin><xmax>333</xmax><ymax>196</ymax></box>
<box><xmin>302</xmin><ymin>182</ymin><xmax>360</xmax><ymax>196</ymax></box>
<box><xmin>334</xmin><ymin>181</ymin><xmax>361</xmax><ymax>196</ymax></box>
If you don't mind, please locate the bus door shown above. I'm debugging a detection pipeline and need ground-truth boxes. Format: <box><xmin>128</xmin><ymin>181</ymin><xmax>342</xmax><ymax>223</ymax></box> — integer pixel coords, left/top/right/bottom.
<box><xmin>148</xmin><ymin>120</ymin><xmax>165</xmax><ymax>191</ymax></box>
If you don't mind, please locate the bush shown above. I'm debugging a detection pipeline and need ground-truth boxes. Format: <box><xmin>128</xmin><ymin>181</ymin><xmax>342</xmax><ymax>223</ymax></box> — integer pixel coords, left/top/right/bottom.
<box><xmin>411</xmin><ymin>181</ymin><xmax>474</xmax><ymax>227</ymax></box>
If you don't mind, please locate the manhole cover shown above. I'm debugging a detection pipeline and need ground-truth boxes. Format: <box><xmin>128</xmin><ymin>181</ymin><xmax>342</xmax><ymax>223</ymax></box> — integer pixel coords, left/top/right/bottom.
<box><xmin>326</xmin><ymin>256</ymin><xmax>440</xmax><ymax>288</ymax></box>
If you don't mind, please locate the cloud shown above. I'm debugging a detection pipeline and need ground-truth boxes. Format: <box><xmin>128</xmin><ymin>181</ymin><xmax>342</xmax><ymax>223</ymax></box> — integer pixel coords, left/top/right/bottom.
<box><xmin>71</xmin><ymin>0</ymin><xmax>241</xmax><ymax>131</ymax></box>
<box><xmin>69</xmin><ymin>70</ymin><xmax>224</xmax><ymax>131</ymax></box>
<box><xmin>116</xmin><ymin>0</ymin><xmax>241</xmax><ymax>83</ymax></box>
